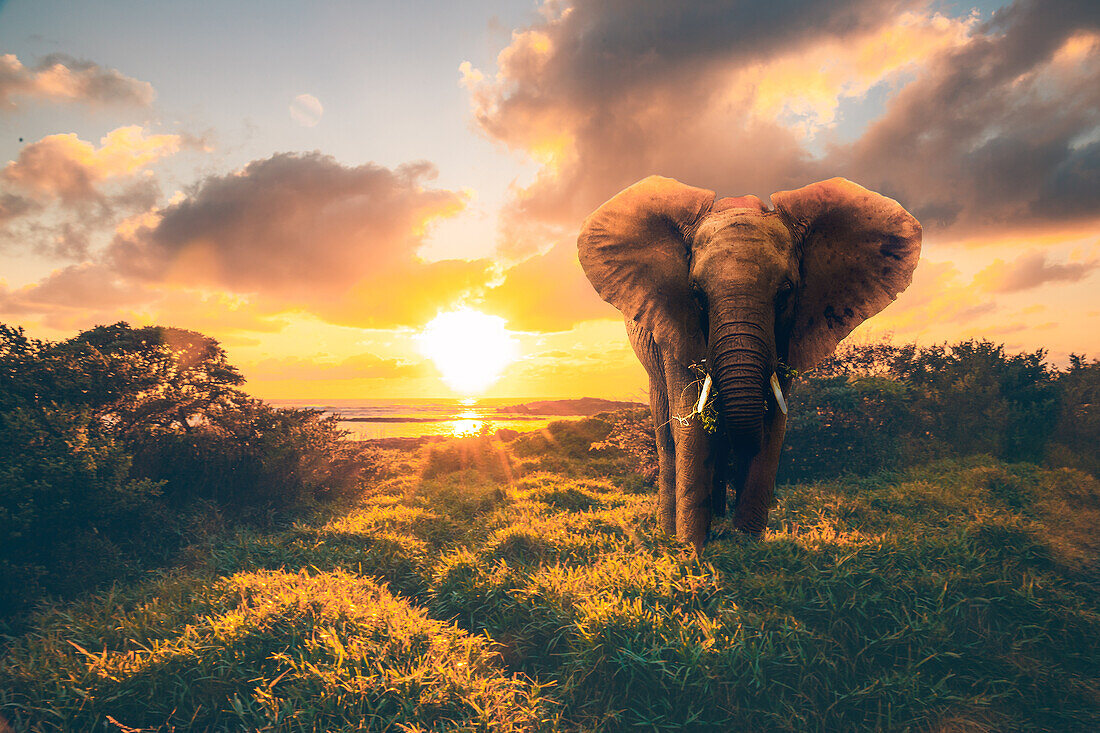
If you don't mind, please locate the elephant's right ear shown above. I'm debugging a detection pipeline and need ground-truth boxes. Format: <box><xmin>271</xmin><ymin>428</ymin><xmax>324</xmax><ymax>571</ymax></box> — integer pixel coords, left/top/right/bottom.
<box><xmin>577</xmin><ymin>176</ymin><xmax>715</xmax><ymax>364</ymax></box>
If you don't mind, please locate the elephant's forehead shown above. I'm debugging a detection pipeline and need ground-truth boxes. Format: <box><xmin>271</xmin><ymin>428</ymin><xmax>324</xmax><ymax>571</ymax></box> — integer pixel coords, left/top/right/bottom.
<box><xmin>694</xmin><ymin>210</ymin><xmax>792</xmax><ymax>248</ymax></box>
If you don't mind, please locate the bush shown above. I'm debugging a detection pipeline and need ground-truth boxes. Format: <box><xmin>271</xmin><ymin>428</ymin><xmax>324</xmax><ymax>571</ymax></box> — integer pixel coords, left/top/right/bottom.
<box><xmin>512</xmin><ymin>415</ymin><xmax>616</xmax><ymax>460</ymax></box>
<box><xmin>1048</xmin><ymin>354</ymin><xmax>1100</xmax><ymax>476</ymax></box>
<box><xmin>781</xmin><ymin>375</ymin><xmax>919</xmax><ymax>482</ymax></box>
<box><xmin>1</xmin><ymin>323</ymin><xmax>369</xmax><ymax>618</ymax></box>
<box><xmin>421</xmin><ymin>435</ymin><xmax>514</xmax><ymax>483</ymax></box>
<box><xmin>782</xmin><ymin>339</ymin><xmax>1092</xmax><ymax>481</ymax></box>
<box><xmin>0</xmin><ymin>405</ymin><xmax>169</xmax><ymax>614</ymax></box>
<box><xmin>589</xmin><ymin>408</ymin><xmax>657</xmax><ymax>483</ymax></box>
<box><xmin>130</xmin><ymin>400</ymin><xmax>366</xmax><ymax>514</ymax></box>
<box><xmin>582</xmin><ymin>340</ymin><xmax>1098</xmax><ymax>487</ymax></box>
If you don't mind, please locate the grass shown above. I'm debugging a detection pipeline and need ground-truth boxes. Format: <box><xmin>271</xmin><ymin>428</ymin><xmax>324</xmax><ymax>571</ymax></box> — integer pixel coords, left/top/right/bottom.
<box><xmin>2</xmin><ymin>421</ymin><xmax>1099</xmax><ymax>731</ymax></box>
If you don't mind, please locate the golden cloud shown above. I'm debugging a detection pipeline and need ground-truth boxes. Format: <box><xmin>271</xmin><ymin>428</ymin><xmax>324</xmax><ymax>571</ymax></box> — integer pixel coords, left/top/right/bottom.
<box><xmin>0</xmin><ymin>264</ymin><xmax>289</xmax><ymax>335</ymax></box>
<box><xmin>3</xmin><ymin>149</ymin><xmax>507</xmax><ymax>345</ymax></box>
<box><xmin>3</xmin><ymin>126</ymin><xmax>181</xmax><ymax>202</ymax></box>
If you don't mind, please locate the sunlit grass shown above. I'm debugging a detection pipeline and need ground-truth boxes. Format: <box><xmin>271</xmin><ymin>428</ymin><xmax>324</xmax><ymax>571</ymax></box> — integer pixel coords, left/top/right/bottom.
<box><xmin>3</xmin><ymin>419</ymin><xmax>1099</xmax><ymax>731</ymax></box>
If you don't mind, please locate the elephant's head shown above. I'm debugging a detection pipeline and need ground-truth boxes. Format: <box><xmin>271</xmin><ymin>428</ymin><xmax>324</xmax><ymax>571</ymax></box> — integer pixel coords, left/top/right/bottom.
<box><xmin>578</xmin><ymin>175</ymin><xmax>921</xmax><ymax>439</ymax></box>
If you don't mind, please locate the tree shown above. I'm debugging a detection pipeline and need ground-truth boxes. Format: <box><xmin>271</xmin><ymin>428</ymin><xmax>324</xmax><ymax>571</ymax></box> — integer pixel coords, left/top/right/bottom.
<box><xmin>71</xmin><ymin>323</ymin><xmax>246</xmax><ymax>439</ymax></box>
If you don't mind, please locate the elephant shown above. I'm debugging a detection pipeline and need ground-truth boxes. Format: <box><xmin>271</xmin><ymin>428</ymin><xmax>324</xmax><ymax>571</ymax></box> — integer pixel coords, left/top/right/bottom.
<box><xmin>577</xmin><ymin>176</ymin><xmax>921</xmax><ymax>550</ymax></box>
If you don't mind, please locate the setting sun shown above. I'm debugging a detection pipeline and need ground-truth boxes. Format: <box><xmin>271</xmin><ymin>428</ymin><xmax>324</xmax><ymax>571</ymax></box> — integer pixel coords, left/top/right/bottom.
<box><xmin>416</xmin><ymin>308</ymin><xmax>519</xmax><ymax>394</ymax></box>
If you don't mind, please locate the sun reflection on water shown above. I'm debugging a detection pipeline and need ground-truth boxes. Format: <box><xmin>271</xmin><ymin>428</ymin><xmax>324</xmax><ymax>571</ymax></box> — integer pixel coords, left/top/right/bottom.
<box><xmin>450</xmin><ymin>408</ymin><xmax>484</xmax><ymax>437</ymax></box>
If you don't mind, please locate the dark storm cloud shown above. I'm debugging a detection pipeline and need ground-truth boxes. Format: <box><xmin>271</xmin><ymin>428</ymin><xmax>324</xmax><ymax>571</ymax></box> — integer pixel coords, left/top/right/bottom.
<box><xmin>468</xmin><ymin>0</ymin><xmax>923</xmax><ymax>232</ymax></box>
<box><xmin>0</xmin><ymin>53</ymin><xmax>155</xmax><ymax>110</ymax></box>
<box><xmin>463</xmin><ymin>0</ymin><xmax>935</xmax><ymax>327</ymax></box>
<box><xmin>833</xmin><ymin>0</ymin><xmax>1100</xmax><ymax>233</ymax></box>
<box><xmin>106</xmin><ymin>152</ymin><xmax>491</xmax><ymax>328</ymax></box>
<box><xmin>470</xmin><ymin>0</ymin><xmax>1099</xmax><ymax>237</ymax></box>
<box><xmin>507</xmin><ymin>0</ymin><xmax>918</xmax><ymax>100</ymax></box>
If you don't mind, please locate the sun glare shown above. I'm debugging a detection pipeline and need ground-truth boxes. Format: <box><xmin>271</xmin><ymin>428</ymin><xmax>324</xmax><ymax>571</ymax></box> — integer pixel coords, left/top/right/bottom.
<box><xmin>417</xmin><ymin>308</ymin><xmax>519</xmax><ymax>394</ymax></box>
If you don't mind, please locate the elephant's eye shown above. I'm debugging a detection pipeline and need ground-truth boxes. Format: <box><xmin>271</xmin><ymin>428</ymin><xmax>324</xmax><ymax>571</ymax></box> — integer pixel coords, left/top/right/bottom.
<box><xmin>779</xmin><ymin>279</ymin><xmax>794</xmax><ymax>294</ymax></box>
<box><xmin>691</xmin><ymin>283</ymin><xmax>707</xmax><ymax>307</ymax></box>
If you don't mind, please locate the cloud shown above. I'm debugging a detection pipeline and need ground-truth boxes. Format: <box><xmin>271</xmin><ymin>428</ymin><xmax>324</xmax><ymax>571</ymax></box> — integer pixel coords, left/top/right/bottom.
<box><xmin>11</xmin><ymin>262</ymin><xmax>146</xmax><ymax>310</ymax></box>
<box><xmin>0</xmin><ymin>53</ymin><xmax>154</xmax><ymax>111</ymax></box>
<box><xmin>503</xmin><ymin>320</ymin><xmax>648</xmax><ymax>398</ymax></box>
<box><xmin>2</xmin><ymin>126</ymin><xmax>181</xmax><ymax>203</ymax></box>
<box><xmin>0</xmin><ymin>192</ymin><xmax>39</xmax><ymax>223</ymax></box>
<box><xmin>462</xmin><ymin>0</ymin><xmax>971</xmax><ymax>249</ymax></box>
<box><xmin>0</xmin><ymin>262</ymin><xmax>151</xmax><ymax>328</ymax></box>
<box><xmin>461</xmin><ymin>0</ymin><xmax>983</xmax><ymax>330</ymax></box>
<box><xmin>105</xmin><ymin>152</ymin><xmax>491</xmax><ymax>328</ymax></box>
<box><xmin>458</xmin><ymin>0</ymin><xmax>1100</xmax><ymax>338</ymax></box>
<box><xmin>850</xmin><ymin>259</ymin><xmax>999</xmax><ymax>338</ymax></box>
<box><xmin>835</xmin><ymin>0</ymin><xmax>1100</xmax><ymax>235</ymax></box>
<box><xmin>0</xmin><ymin>262</ymin><xmax>291</xmax><ymax>334</ymax></box>
<box><xmin>0</xmin><ymin>127</ymin><xmax>181</xmax><ymax>259</ymax></box>
<box><xmin>973</xmin><ymin>251</ymin><xmax>1100</xmax><ymax>292</ymax></box>
<box><xmin>3</xmin><ymin>151</ymin><xmax>500</xmax><ymax>337</ymax></box>
<box><xmin>466</xmin><ymin>0</ymin><xmax>1099</xmax><ymax>249</ymax></box>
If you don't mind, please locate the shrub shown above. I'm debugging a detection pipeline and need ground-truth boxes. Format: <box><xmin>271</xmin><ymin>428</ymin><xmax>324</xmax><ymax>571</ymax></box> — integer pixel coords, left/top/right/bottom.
<box><xmin>782</xmin><ymin>339</ymin><xmax>1090</xmax><ymax>481</ymax></box>
<box><xmin>0</xmin><ymin>323</ymin><xmax>371</xmax><ymax>618</ymax></box>
<box><xmin>587</xmin><ymin>341</ymin><xmax>1097</xmax><ymax>486</ymax></box>
<box><xmin>781</xmin><ymin>375</ymin><xmax>918</xmax><ymax>482</ymax></box>
<box><xmin>129</xmin><ymin>400</ymin><xmax>366</xmax><ymax>514</ymax></box>
<box><xmin>511</xmin><ymin>415</ymin><xmax>616</xmax><ymax>460</ymax></box>
<box><xmin>421</xmin><ymin>435</ymin><xmax>514</xmax><ymax>483</ymax></box>
<box><xmin>589</xmin><ymin>408</ymin><xmax>657</xmax><ymax>482</ymax></box>
<box><xmin>1047</xmin><ymin>354</ymin><xmax>1100</xmax><ymax>476</ymax></box>
<box><xmin>0</xmin><ymin>404</ymin><xmax>169</xmax><ymax>615</ymax></box>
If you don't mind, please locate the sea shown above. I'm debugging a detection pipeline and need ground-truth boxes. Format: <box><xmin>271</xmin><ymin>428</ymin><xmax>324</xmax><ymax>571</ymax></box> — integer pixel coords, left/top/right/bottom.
<box><xmin>268</xmin><ymin>398</ymin><xmax>576</xmax><ymax>441</ymax></box>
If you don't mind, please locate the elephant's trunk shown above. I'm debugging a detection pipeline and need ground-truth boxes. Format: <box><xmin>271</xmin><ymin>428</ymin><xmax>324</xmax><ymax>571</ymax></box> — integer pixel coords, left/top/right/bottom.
<box><xmin>708</xmin><ymin>305</ymin><xmax>774</xmax><ymax>442</ymax></box>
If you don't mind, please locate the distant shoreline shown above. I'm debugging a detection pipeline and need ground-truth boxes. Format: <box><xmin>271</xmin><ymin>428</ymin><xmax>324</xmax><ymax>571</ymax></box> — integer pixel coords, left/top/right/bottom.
<box><xmin>331</xmin><ymin>398</ymin><xmax>644</xmax><ymax>423</ymax></box>
<box><xmin>341</xmin><ymin>415</ymin><xmax>542</xmax><ymax>423</ymax></box>
<box><xmin>494</xmin><ymin>397</ymin><xmax>645</xmax><ymax>416</ymax></box>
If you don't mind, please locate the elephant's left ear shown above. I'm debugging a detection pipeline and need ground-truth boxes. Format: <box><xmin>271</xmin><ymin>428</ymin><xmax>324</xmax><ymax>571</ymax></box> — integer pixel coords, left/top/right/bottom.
<box><xmin>772</xmin><ymin>178</ymin><xmax>922</xmax><ymax>373</ymax></box>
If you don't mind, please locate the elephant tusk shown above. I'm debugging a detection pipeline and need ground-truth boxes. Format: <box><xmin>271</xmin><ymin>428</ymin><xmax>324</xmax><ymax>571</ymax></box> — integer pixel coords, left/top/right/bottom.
<box><xmin>696</xmin><ymin>373</ymin><xmax>712</xmax><ymax>415</ymax></box>
<box><xmin>770</xmin><ymin>372</ymin><xmax>788</xmax><ymax>415</ymax></box>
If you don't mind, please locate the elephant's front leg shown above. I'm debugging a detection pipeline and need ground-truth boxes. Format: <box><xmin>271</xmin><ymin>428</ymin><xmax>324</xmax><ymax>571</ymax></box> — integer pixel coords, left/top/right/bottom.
<box><xmin>665</xmin><ymin>358</ymin><xmax>717</xmax><ymax>551</ymax></box>
<box><xmin>627</xmin><ymin>319</ymin><xmax>677</xmax><ymax>536</ymax></box>
<box><xmin>732</xmin><ymin>378</ymin><xmax>790</xmax><ymax>536</ymax></box>
<box><xmin>648</xmin><ymin>373</ymin><xmax>676</xmax><ymax>535</ymax></box>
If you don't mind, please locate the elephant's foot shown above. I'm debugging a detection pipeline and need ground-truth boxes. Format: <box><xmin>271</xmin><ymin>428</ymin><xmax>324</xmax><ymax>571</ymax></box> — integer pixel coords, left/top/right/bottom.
<box><xmin>707</xmin><ymin>519</ymin><xmax>763</xmax><ymax>543</ymax></box>
<box><xmin>734</xmin><ymin>510</ymin><xmax>770</xmax><ymax>534</ymax></box>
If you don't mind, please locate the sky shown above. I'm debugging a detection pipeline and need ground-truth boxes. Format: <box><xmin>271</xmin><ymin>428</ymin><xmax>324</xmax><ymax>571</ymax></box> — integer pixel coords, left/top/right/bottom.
<box><xmin>0</xmin><ymin>0</ymin><xmax>1097</xmax><ymax>400</ymax></box>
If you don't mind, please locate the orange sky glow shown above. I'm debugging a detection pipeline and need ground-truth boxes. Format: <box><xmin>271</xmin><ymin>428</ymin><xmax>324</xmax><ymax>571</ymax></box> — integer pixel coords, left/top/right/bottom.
<box><xmin>1</xmin><ymin>1</ymin><xmax>1097</xmax><ymax>399</ymax></box>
